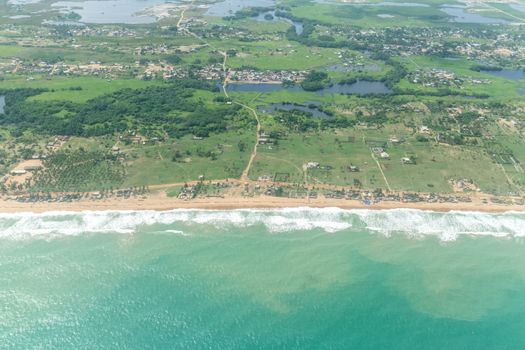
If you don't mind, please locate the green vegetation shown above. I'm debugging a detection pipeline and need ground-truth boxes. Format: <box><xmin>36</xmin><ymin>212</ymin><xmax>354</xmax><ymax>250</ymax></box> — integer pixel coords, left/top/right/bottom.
<box><xmin>31</xmin><ymin>149</ymin><xmax>125</xmax><ymax>193</ymax></box>
<box><xmin>1</xmin><ymin>0</ymin><xmax>524</xmax><ymax>198</ymax></box>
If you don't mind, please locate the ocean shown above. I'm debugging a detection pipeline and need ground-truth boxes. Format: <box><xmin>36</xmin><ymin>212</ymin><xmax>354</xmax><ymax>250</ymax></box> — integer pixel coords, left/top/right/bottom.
<box><xmin>1</xmin><ymin>208</ymin><xmax>524</xmax><ymax>349</ymax></box>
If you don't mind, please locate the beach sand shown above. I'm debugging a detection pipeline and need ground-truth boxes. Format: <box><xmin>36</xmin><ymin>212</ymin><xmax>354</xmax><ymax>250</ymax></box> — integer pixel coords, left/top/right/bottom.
<box><xmin>0</xmin><ymin>192</ymin><xmax>523</xmax><ymax>213</ymax></box>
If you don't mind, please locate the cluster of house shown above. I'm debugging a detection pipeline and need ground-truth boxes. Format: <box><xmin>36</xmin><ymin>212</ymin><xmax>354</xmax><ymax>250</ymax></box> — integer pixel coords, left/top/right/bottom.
<box><xmin>178</xmin><ymin>184</ymin><xmax>201</xmax><ymax>200</ymax></box>
<box><xmin>318</xmin><ymin>24</ymin><xmax>524</xmax><ymax>62</ymax></box>
<box><xmin>134</xmin><ymin>43</ymin><xmax>204</xmax><ymax>56</ymax></box>
<box><xmin>134</xmin><ymin>44</ymin><xmax>172</xmax><ymax>55</ymax></box>
<box><xmin>228</xmin><ymin>69</ymin><xmax>307</xmax><ymax>83</ymax></box>
<box><xmin>145</xmin><ymin>64</ymin><xmax>309</xmax><ymax>83</ymax></box>
<box><xmin>457</xmin><ymin>43</ymin><xmax>525</xmax><ymax>61</ymax></box>
<box><xmin>9</xmin><ymin>59</ymin><xmax>132</xmax><ymax>78</ymax></box>
<box><xmin>409</xmin><ymin>68</ymin><xmax>491</xmax><ymax>88</ymax></box>
<box><xmin>246</xmin><ymin>183</ymin><xmax>480</xmax><ymax>205</ymax></box>
<box><xmin>195</xmin><ymin>24</ymin><xmax>281</xmax><ymax>42</ymax></box>
<box><xmin>119</xmin><ymin>133</ymin><xmax>162</xmax><ymax>145</ymax></box>
<box><xmin>64</xmin><ymin>25</ymin><xmax>139</xmax><ymax>38</ymax></box>
<box><xmin>46</xmin><ymin>136</ymin><xmax>69</xmax><ymax>151</ymax></box>
<box><xmin>318</xmin><ymin>188</ymin><xmax>473</xmax><ymax>205</ymax></box>
<box><xmin>143</xmin><ymin>63</ymin><xmax>224</xmax><ymax>81</ymax></box>
<box><xmin>371</xmin><ymin>146</ymin><xmax>391</xmax><ymax>160</ymax></box>
<box><xmin>143</xmin><ymin>64</ymin><xmax>185</xmax><ymax>80</ymax></box>
<box><xmin>258</xmin><ymin>132</ymin><xmax>275</xmax><ymax>146</ymax></box>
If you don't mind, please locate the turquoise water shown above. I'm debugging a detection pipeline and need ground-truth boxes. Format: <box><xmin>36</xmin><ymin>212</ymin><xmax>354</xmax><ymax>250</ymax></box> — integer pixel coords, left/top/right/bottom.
<box><xmin>1</xmin><ymin>208</ymin><xmax>525</xmax><ymax>349</ymax></box>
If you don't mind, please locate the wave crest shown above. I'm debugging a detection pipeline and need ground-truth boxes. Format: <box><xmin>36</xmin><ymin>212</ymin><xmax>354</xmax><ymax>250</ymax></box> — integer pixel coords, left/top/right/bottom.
<box><xmin>0</xmin><ymin>208</ymin><xmax>523</xmax><ymax>241</ymax></box>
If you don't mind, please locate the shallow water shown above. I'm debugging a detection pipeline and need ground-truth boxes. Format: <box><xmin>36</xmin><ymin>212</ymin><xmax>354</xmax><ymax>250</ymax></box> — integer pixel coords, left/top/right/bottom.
<box><xmin>480</xmin><ymin>69</ymin><xmax>525</xmax><ymax>81</ymax></box>
<box><xmin>440</xmin><ymin>6</ymin><xmax>509</xmax><ymax>24</ymax></box>
<box><xmin>205</xmin><ymin>0</ymin><xmax>275</xmax><ymax>17</ymax></box>
<box><xmin>51</xmin><ymin>0</ymin><xmax>171</xmax><ymax>24</ymax></box>
<box><xmin>253</xmin><ymin>11</ymin><xmax>304</xmax><ymax>35</ymax></box>
<box><xmin>1</xmin><ymin>208</ymin><xmax>525</xmax><ymax>348</ymax></box>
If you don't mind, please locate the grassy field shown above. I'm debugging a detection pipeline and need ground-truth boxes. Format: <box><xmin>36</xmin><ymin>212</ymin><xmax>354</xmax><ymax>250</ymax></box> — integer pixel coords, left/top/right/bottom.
<box><xmin>226</xmin><ymin>39</ymin><xmax>340</xmax><ymax>70</ymax></box>
<box><xmin>289</xmin><ymin>2</ymin><xmax>452</xmax><ymax>28</ymax></box>
<box><xmin>398</xmin><ymin>55</ymin><xmax>524</xmax><ymax>100</ymax></box>
<box><xmin>249</xmin><ymin>121</ymin><xmax>518</xmax><ymax>195</ymax></box>
<box><xmin>122</xmin><ymin>131</ymin><xmax>255</xmax><ymax>186</ymax></box>
<box><xmin>1</xmin><ymin>76</ymin><xmax>160</xmax><ymax>103</ymax></box>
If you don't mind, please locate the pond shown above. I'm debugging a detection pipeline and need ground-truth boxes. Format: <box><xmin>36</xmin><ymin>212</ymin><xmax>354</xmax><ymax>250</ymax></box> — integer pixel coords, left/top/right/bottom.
<box><xmin>51</xmin><ymin>0</ymin><xmax>172</xmax><ymax>24</ymax></box>
<box><xmin>253</xmin><ymin>11</ymin><xmax>303</xmax><ymax>35</ymax></box>
<box><xmin>480</xmin><ymin>69</ymin><xmax>525</xmax><ymax>81</ymax></box>
<box><xmin>205</xmin><ymin>0</ymin><xmax>275</xmax><ymax>17</ymax></box>
<box><xmin>223</xmin><ymin>80</ymin><xmax>392</xmax><ymax>95</ymax></box>
<box><xmin>258</xmin><ymin>103</ymin><xmax>332</xmax><ymax>119</ymax></box>
<box><xmin>216</xmin><ymin>9</ymin><xmax>302</xmax><ymax>35</ymax></box>
<box><xmin>440</xmin><ymin>6</ymin><xmax>509</xmax><ymax>24</ymax></box>
<box><xmin>0</xmin><ymin>96</ymin><xmax>6</xmax><ymax>115</ymax></box>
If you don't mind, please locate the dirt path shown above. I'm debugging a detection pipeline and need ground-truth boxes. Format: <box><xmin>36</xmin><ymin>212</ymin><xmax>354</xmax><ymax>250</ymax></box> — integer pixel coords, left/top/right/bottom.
<box><xmin>221</xmin><ymin>53</ymin><xmax>230</xmax><ymax>98</ymax></box>
<box><xmin>371</xmin><ymin>152</ymin><xmax>392</xmax><ymax>191</ymax></box>
<box><xmin>173</xmin><ymin>4</ymin><xmax>264</xmax><ymax>184</ymax></box>
<box><xmin>235</xmin><ymin>102</ymin><xmax>261</xmax><ymax>182</ymax></box>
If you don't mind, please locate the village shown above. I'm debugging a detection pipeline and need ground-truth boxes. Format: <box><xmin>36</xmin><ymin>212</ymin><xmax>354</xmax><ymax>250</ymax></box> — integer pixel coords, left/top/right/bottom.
<box><xmin>409</xmin><ymin>68</ymin><xmax>491</xmax><ymax>88</ymax></box>
<box><xmin>6</xmin><ymin>175</ymin><xmax>525</xmax><ymax>210</ymax></box>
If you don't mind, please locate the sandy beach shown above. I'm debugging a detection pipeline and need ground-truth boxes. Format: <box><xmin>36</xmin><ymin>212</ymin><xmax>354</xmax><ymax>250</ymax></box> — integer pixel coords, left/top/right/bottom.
<box><xmin>0</xmin><ymin>192</ymin><xmax>523</xmax><ymax>214</ymax></box>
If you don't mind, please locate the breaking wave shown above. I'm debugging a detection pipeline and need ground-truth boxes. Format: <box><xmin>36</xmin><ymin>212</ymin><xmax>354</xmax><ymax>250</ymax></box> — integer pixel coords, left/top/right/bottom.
<box><xmin>0</xmin><ymin>208</ymin><xmax>523</xmax><ymax>241</ymax></box>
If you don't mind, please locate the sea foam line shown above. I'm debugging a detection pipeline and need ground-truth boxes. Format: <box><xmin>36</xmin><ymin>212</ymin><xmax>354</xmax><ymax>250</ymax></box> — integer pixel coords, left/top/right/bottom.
<box><xmin>0</xmin><ymin>208</ymin><xmax>523</xmax><ymax>241</ymax></box>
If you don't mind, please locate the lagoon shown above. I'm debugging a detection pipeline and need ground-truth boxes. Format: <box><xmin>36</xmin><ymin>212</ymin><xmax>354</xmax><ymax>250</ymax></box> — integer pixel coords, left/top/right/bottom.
<box><xmin>440</xmin><ymin>6</ymin><xmax>509</xmax><ymax>24</ymax></box>
<box><xmin>205</xmin><ymin>0</ymin><xmax>275</xmax><ymax>17</ymax></box>
<box><xmin>51</xmin><ymin>0</ymin><xmax>172</xmax><ymax>24</ymax></box>
<box><xmin>253</xmin><ymin>11</ymin><xmax>304</xmax><ymax>35</ymax></box>
<box><xmin>480</xmin><ymin>69</ymin><xmax>525</xmax><ymax>81</ymax></box>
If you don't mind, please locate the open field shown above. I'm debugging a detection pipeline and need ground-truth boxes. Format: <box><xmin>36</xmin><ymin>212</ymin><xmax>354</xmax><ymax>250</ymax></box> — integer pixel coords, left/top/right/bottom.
<box><xmin>248</xmin><ymin>125</ymin><xmax>519</xmax><ymax>195</ymax></box>
<box><xmin>0</xmin><ymin>76</ymin><xmax>161</xmax><ymax>103</ymax></box>
<box><xmin>122</xmin><ymin>131</ymin><xmax>255</xmax><ymax>186</ymax></box>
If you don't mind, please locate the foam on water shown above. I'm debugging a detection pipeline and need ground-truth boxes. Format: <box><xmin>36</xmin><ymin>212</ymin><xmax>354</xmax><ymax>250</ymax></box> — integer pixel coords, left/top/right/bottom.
<box><xmin>0</xmin><ymin>208</ymin><xmax>523</xmax><ymax>241</ymax></box>
<box><xmin>356</xmin><ymin>209</ymin><xmax>525</xmax><ymax>241</ymax></box>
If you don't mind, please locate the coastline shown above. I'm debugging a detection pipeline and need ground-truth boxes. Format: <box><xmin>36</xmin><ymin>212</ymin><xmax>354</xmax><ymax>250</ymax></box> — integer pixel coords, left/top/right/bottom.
<box><xmin>0</xmin><ymin>193</ymin><xmax>524</xmax><ymax>214</ymax></box>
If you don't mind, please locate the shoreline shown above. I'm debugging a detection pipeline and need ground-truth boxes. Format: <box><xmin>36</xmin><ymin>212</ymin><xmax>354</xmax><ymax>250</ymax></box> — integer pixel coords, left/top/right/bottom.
<box><xmin>0</xmin><ymin>193</ymin><xmax>524</xmax><ymax>214</ymax></box>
